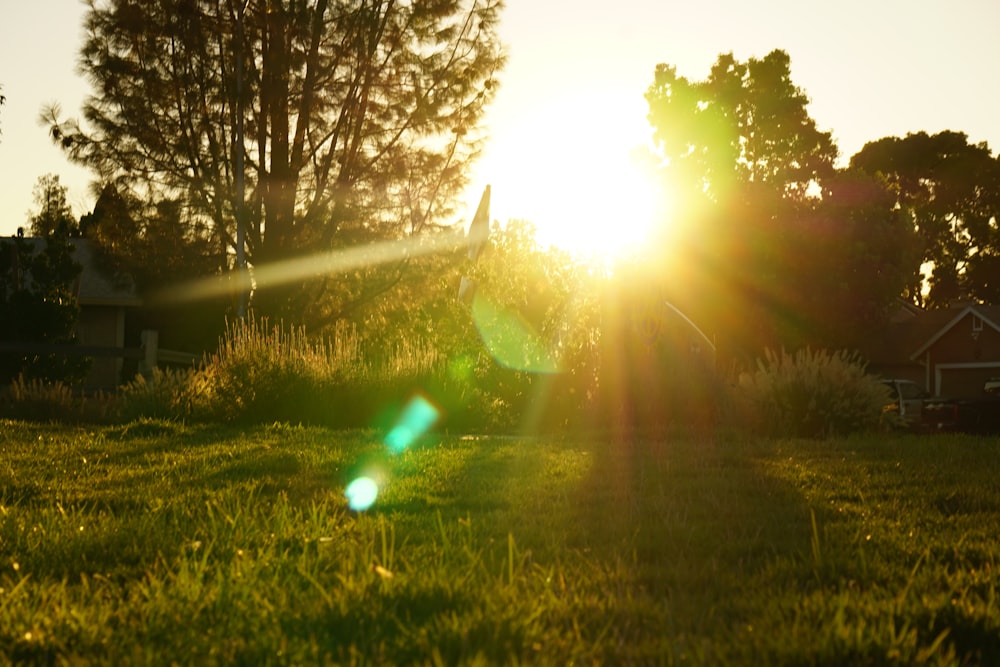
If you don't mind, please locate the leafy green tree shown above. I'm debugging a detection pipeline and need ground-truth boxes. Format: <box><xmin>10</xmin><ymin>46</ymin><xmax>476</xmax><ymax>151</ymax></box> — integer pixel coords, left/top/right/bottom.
<box><xmin>646</xmin><ymin>50</ymin><xmax>837</xmax><ymax>205</ymax></box>
<box><xmin>850</xmin><ymin>131</ymin><xmax>1000</xmax><ymax>307</ymax></box>
<box><xmin>464</xmin><ymin>221</ymin><xmax>600</xmax><ymax>430</ymax></box>
<box><xmin>370</xmin><ymin>219</ymin><xmax>602</xmax><ymax>432</ymax></box>
<box><xmin>47</xmin><ymin>0</ymin><xmax>504</xmax><ymax>326</ymax></box>
<box><xmin>643</xmin><ymin>50</ymin><xmax>838</xmax><ymax>358</ymax></box>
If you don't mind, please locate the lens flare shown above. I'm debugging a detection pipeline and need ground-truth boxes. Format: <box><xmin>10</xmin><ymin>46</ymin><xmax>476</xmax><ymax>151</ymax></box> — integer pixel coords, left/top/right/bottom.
<box><xmin>345</xmin><ymin>476</ymin><xmax>380</xmax><ymax>511</ymax></box>
<box><xmin>385</xmin><ymin>395</ymin><xmax>440</xmax><ymax>453</ymax></box>
<box><xmin>471</xmin><ymin>296</ymin><xmax>560</xmax><ymax>373</ymax></box>
<box><xmin>151</xmin><ymin>229</ymin><xmax>467</xmax><ymax>306</ymax></box>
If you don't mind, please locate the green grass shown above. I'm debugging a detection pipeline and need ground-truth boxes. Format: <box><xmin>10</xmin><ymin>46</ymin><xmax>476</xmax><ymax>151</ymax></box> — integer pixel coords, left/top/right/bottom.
<box><xmin>2</xmin><ymin>420</ymin><xmax>1000</xmax><ymax>665</ymax></box>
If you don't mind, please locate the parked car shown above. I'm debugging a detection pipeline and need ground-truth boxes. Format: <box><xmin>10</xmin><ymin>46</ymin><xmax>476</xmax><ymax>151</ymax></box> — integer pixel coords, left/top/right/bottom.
<box><xmin>881</xmin><ymin>379</ymin><xmax>932</xmax><ymax>428</ymax></box>
<box><xmin>922</xmin><ymin>380</ymin><xmax>1000</xmax><ymax>434</ymax></box>
<box><xmin>884</xmin><ymin>377</ymin><xmax>1000</xmax><ymax>433</ymax></box>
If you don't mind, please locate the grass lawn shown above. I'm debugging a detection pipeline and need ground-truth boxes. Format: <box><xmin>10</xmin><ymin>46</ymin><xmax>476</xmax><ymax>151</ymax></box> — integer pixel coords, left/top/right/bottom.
<box><xmin>2</xmin><ymin>419</ymin><xmax>1000</xmax><ymax>665</ymax></box>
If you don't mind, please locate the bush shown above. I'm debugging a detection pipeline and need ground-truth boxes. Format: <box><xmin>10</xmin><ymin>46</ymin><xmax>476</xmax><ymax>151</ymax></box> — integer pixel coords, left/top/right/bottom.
<box><xmin>0</xmin><ymin>375</ymin><xmax>117</xmax><ymax>423</ymax></box>
<box><xmin>113</xmin><ymin>315</ymin><xmax>530</xmax><ymax>431</ymax></box>
<box><xmin>201</xmin><ymin>318</ymin><xmax>443</xmax><ymax>428</ymax></box>
<box><xmin>737</xmin><ymin>348</ymin><xmax>890</xmax><ymax>438</ymax></box>
<box><xmin>118</xmin><ymin>367</ymin><xmax>215</xmax><ymax>422</ymax></box>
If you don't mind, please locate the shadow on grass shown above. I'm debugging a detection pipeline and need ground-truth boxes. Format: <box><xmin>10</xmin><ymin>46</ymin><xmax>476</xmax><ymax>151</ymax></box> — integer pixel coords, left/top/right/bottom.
<box><xmin>569</xmin><ymin>432</ymin><xmax>816</xmax><ymax>635</ymax></box>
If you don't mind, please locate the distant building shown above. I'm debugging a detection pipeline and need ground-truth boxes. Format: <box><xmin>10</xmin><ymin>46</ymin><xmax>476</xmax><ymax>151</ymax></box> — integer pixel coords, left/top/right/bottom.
<box><xmin>865</xmin><ymin>301</ymin><xmax>1000</xmax><ymax>398</ymax></box>
<box><xmin>9</xmin><ymin>237</ymin><xmax>142</xmax><ymax>390</ymax></box>
<box><xmin>69</xmin><ymin>238</ymin><xmax>143</xmax><ymax>389</ymax></box>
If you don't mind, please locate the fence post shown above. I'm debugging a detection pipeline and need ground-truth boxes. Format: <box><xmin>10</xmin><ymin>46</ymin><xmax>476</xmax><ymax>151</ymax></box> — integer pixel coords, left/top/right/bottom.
<box><xmin>140</xmin><ymin>330</ymin><xmax>159</xmax><ymax>380</ymax></box>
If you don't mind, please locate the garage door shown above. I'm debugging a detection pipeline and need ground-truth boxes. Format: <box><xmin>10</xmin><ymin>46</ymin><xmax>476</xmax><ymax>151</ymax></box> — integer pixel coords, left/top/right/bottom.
<box><xmin>937</xmin><ymin>365</ymin><xmax>1000</xmax><ymax>397</ymax></box>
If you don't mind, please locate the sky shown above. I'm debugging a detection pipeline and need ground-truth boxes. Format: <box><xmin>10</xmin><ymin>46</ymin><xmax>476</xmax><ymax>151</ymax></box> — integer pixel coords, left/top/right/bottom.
<box><xmin>2</xmin><ymin>0</ymin><xmax>1000</xmax><ymax>254</ymax></box>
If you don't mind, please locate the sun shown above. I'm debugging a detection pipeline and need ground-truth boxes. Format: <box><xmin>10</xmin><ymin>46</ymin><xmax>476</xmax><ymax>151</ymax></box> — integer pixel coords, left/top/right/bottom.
<box><xmin>470</xmin><ymin>90</ymin><xmax>667</xmax><ymax>261</ymax></box>
<box><xmin>530</xmin><ymin>143</ymin><xmax>662</xmax><ymax>259</ymax></box>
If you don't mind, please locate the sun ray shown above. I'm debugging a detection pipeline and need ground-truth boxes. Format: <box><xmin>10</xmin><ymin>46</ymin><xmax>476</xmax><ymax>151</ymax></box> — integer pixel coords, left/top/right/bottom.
<box><xmin>151</xmin><ymin>228</ymin><xmax>470</xmax><ymax>306</ymax></box>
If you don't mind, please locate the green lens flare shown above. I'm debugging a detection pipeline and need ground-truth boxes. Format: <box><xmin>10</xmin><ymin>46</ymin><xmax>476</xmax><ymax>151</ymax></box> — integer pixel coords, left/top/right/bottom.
<box><xmin>471</xmin><ymin>296</ymin><xmax>560</xmax><ymax>373</ymax></box>
<box><xmin>345</xmin><ymin>396</ymin><xmax>439</xmax><ymax>511</ymax></box>
<box><xmin>385</xmin><ymin>395</ymin><xmax>440</xmax><ymax>453</ymax></box>
<box><xmin>345</xmin><ymin>477</ymin><xmax>379</xmax><ymax>511</ymax></box>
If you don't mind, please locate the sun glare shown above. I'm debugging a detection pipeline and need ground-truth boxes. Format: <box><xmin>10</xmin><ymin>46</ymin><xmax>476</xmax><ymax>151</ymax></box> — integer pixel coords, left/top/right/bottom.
<box><xmin>471</xmin><ymin>91</ymin><xmax>667</xmax><ymax>262</ymax></box>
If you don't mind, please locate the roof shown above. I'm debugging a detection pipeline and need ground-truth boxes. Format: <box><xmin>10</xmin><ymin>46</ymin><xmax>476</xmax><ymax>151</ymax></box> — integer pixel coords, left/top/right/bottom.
<box><xmin>69</xmin><ymin>238</ymin><xmax>142</xmax><ymax>307</ymax></box>
<box><xmin>4</xmin><ymin>236</ymin><xmax>142</xmax><ymax>307</ymax></box>
<box><xmin>865</xmin><ymin>302</ymin><xmax>1000</xmax><ymax>365</ymax></box>
<box><xmin>909</xmin><ymin>305</ymin><xmax>1000</xmax><ymax>359</ymax></box>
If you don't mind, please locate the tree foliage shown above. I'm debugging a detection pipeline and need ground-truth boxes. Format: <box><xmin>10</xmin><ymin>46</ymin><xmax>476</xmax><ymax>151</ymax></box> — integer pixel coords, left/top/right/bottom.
<box><xmin>79</xmin><ymin>183</ymin><xmax>231</xmax><ymax>353</ymax></box>
<box><xmin>0</xmin><ymin>230</ymin><xmax>88</xmax><ymax>385</ymax></box>
<box><xmin>48</xmin><ymin>0</ymin><xmax>504</xmax><ymax>325</ymax></box>
<box><xmin>29</xmin><ymin>174</ymin><xmax>79</xmax><ymax>237</ymax></box>
<box><xmin>643</xmin><ymin>50</ymin><xmax>921</xmax><ymax>357</ymax></box>
<box><xmin>850</xmin><ymin>131</ymin><xmax>1000</xmax><ymax>307</ymax></box>
<box><xmin>799</xmin><ymin>171</ymin><xmax>921</xmax><ymax>345</ymax></box>
<box><xmin>646</xmin><ymin>49</ymin><xmax>837</xmax><ymax>205</ymax></box>
<box><xmin>644</xmin><ymin>51</ymin><xmax>837</xmax><ymax>356</ymax></box>
<box><xmin>464</xmin><ymin>221</ymin><xmax>602</xmax><ymax>430</ymax></box>
<box><xmin>0</xmin><ymin>176</ymin><xmax>89</xmax><ymax>383</ymax></box>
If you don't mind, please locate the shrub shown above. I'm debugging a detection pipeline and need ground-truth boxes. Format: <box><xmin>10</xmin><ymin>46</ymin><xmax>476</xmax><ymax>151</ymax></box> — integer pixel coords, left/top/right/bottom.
<box><xmin>1</xmin><ymin>375</ymin><xmax>117</xmax><ymax>423</ymax></box>
<box><xmin>116</xmin><ymin>307</ymin><xmax>596</xmax><ymax>431</ymax></box>
<box><xmin>204</xmin><ymin>317</ymin><xmax>444</xmax><ymax>428</ymax></box>
<box><xmin>737</xmin><ymin>348</ymin><xmax>890</xmax><ymax>438</ymax></box>
<box><xmin>118</xmin><ymin>367</ymin><xmax>215</xmax><ymax>422</ymax></box>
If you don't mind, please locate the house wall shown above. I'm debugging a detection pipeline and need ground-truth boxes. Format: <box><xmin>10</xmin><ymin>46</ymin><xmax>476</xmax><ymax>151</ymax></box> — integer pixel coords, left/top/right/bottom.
<box><xmin>927</xmin><ymin>312</ymin><xmax>1000</xmax><ymax>396</ymax></box>
<box><xmin>75</xmin><ymin>305</ymin><xmax>125</xmax><ymax>390</ymax></box>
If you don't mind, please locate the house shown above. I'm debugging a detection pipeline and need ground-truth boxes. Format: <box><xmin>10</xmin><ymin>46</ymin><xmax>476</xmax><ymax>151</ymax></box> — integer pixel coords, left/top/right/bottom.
<box><xmin>865</xmin><ymin>301</ymin><xmax>1000</xmax><ymax>398</ymax></box>
<box><xmin>69</xmin><ymin>238</ymin><xmax>143</xmax><ymax>389</ymax></box>
<box><xmin>5</xmin><ymin>236</ymin><xmax>142</xmax><ymax>390</ymax></box>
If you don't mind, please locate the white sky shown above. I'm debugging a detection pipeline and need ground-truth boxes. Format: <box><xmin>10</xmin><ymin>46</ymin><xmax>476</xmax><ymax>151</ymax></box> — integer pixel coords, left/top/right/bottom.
<box><xmin>2</xmin><ymin>0</ymin><xmax>1000</xmax><ymax>247</ymax></box>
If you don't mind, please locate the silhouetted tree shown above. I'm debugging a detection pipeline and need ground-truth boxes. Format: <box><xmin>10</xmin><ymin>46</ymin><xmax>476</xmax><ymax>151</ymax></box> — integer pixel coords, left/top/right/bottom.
<box><xmin>80</xmin><ymin>184</ymin><xmax>229</xmax><ymax>354</ymax></box>
<box><xmin>29</xmin><ymin>174</ymin><xmax>79</xmax><ymax>237</ymax></box>
<box><xmin>797</xmin><ymin>170</ymin><xmax>921</xmax><ymax>347</ymax></box>
<box><xmin>0</xmin><ymin>227</ymin><xmax>87</xmax><ymax>385</ymax></box>
<box><xmin>850</xmin><ymin>131</ymin><xmax>1000</xmax><ymax>307</ymax></box>
<box><xmin>46</xmin><ymin>0</ymin><xmax>504</xmax><ymax>326</ymax></box>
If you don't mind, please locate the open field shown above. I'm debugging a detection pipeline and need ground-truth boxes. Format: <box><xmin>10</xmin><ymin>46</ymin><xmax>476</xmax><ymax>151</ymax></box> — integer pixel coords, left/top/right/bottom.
<box><xmin>2</xmin><ymin>420</ymin><xmax>1000</xmax><ymax>665</ymax></box>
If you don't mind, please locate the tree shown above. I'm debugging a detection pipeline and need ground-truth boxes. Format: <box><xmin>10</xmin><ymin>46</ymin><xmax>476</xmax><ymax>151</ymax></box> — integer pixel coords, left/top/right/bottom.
<box><xmin>646</xmin><ymin>50</ymin><xmax>837</xmax><ymax>206</ymax></box>
<box><xmin>796</xmin><ymin>170</ymin><xmax>921</xmax><ymax>347</ymax></box>
<box><xmin>850</xmin><ymin>131</ymin><xmax>1000</xmax><ymax>307</ymax></box>
<box><xmin>80</xmin><ymin>183</ymin><xmax>231</xmax><ymax>354</ymax></box>
<box><xmin>47</xmin><ymin>0</ymin><xmax>504</xmax><ymax>326</ymax></box>
<box><xmin>440</xmin><ymin>219</ymin><xmax>602</xmax><ymax>431</ymax></box>
<box><xmin>643</xmin><ymin>50</ymin><xmax>839</xmax><ymax>358</ymax></box>
<box><xmin>79</xmin><ymin>183</ymin><xmax>140</xmax><ymax>271</ymax></box>
<box><xmin>29</xmin><ymin>174</ymin><xmax>79</xmax><ymax>237</ymax></box>
<box><xmin>0</xmin><ymin>226</ymin><xmax>88</xmax><ymax>385</ymax></box>
<box><xmin>642</xmin><ymin>50</ymin><xmax>923</xmax><ymax>358</ymax></box>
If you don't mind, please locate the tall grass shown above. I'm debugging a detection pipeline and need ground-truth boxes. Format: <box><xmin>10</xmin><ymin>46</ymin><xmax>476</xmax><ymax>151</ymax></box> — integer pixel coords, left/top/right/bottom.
<box><xmin>0</xmin><ymin>376</ymin><xmax>117</xmax><ymax>423</ymax></box>
<box><xmin>119</xmin><ymin>317</ymin><xmax>444</xmax><ymax>428</ymax></box>
<box><xmin>0</xmin><ymin>313</ymin><xmax>546</xmax><ymax>430</ymax></box>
